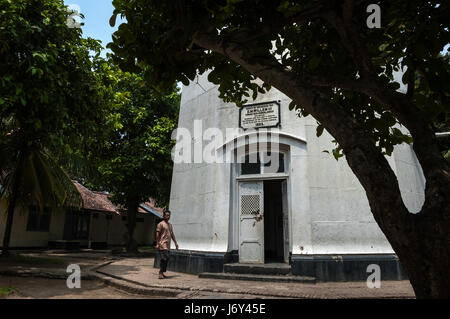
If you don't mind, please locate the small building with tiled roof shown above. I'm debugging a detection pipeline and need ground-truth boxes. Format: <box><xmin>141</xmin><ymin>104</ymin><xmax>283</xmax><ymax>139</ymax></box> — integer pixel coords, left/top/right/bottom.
<box><xmin>0</xmin><ymin>181</ymin><xmax>163</xmax><ymax>250</ymax></box>
<box><xmin>73</xmin><ymin>181</ymin><xmax>120</xmax><ymax>215</ymax></box>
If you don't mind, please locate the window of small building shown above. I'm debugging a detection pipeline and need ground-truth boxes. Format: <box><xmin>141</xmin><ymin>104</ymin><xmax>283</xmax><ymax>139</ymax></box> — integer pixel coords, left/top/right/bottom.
<box><xmin>26</xmin><ymin>206</ymin><xmax>51</xmax><ymax>232</ymax></box>
<box><xmin>76</xmin><ymin>213</ymin><xmax>90</xmax><ymax>239</ymax></box>
<box><xmin>63</xmin><ymin>209</ymin><xmax>90</xmax><ymax>240</ymax></box>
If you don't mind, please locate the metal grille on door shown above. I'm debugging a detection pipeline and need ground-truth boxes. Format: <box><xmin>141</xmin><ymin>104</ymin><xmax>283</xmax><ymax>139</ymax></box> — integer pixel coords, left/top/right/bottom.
<box><xmin>241</xmin><ymin>195</ymin><xmax>260</xmax><ymax>215</ymax></box>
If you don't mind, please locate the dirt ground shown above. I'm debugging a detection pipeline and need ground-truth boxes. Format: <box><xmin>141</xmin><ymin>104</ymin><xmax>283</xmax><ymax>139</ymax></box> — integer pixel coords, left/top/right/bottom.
<box><xmin>0</xmin><ymin>251</ymin><xmax>267</xmax><ymax>299</ymax></box>
<box><xmin>0</xmin><ymin>276</ymin><xmax>160</xmax><ymax>299</ymax></box>
<box><xmin>0</xmin><ymin>251</ymin><xmax>416</xmax><ymax>299</ymax></box>
<box><xmin>0</xmin><ymin>251</ymin><xmax>114</xmax><ymax>270</ymax></box>
<box><xmin>0</xmin><ymin>276</ymin><xmax>279</xmax><ymax>299</ymax></box>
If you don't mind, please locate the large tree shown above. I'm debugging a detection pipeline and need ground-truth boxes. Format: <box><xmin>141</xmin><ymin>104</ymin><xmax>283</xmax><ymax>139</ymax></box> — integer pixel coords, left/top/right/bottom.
<box><xmin>87</xmin><ymin>68</ymin><xmax>179</xmax><ymax>253</ymax></box>
<box><xmin>0</xmin><ymin>0</ymin><xmax>110</xmax><ymax>255</ymax></box>
<box><xmin>108</xmin><ymin>0</ymin><xmax>449</xmax><ymax>298</ymax></box>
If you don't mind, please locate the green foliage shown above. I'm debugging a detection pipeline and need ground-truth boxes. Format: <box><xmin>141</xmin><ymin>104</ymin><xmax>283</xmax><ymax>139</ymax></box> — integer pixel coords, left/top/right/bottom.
<box><xmin>0</xmin><ymin>148</ymin><xmax>83</xmax><ymax>211</ymax></box>
<box><xmin>108</xmin><ymin>0</ymin><xmax>449</xmax><ymax>160</ymax></box>
<box><xmin>0</xmin><ymin>287</ymin><xmax>15</xmax><ymax>297</ymax></box>
<box><xmin>88</xmin><ymin>68</ymin><xmax>180</xmax><ymax>209</ymax></box>
<box><xmin>0</xmin><ymin>0</ymin><xmax>111</xmax><ymax>212</ymax></box>
<box><xmin>0</xmin><ymin>0</ymin><xmax>109</xmax><ymax>151</ymax></box>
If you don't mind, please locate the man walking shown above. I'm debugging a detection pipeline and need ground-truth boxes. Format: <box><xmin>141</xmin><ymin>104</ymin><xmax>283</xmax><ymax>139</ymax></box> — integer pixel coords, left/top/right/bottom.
<box><xmin>155</xmin><ymin>209</ymin><xmax>178</xmax><ymax>279</ymax></box>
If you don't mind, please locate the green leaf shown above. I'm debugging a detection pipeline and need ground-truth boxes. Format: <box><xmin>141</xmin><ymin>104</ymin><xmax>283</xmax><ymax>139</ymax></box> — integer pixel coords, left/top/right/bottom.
<box><xmin>288</xmin><ymin>101</ymin><xmax>296</xmax><ymax>110</ymax></box>
<box><xmin>316</xmin><ymin>124</ymin><xmax>325</xmax><ymax>137</ymax></box>
<box><xmin>308</xmin><ymin>56</ymin><xmax>321</xmax><ymax>70</ymax></box>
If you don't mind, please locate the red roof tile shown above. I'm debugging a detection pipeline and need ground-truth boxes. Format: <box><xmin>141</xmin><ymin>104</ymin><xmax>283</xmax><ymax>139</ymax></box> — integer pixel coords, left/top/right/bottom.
<box><xmin>72</xmin><ymin>181</ymin><xmax>163</xmax><ymax>217</ymax></box>
<box><xmin>73</xmin><ymin>181</ymin><xmax>119</xmax><ymax>214</ymax></box>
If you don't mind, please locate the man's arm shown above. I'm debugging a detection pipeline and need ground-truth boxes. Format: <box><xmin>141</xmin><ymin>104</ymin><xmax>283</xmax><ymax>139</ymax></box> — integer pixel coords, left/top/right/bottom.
<box><xmin>170</xmin><ymin>225</ymin><xmax>179</xmax><ymax>250</ymax></box>
<box><xmin>155</xmin><ymin>224</ymin><xmax>161</xmax><ymax>250</ymax></box>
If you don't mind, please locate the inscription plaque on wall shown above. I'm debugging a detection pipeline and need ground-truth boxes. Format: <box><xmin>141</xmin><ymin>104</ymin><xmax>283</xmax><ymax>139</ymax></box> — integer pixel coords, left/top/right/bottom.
<box><xmin>239</xmin><ymin>101</ymin><xmax>281</xmax><ymax>130</ymax></box>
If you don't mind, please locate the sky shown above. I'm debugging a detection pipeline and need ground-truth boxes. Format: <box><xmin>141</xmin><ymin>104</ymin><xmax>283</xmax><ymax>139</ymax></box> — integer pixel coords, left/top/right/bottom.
<box><xmin>64</xmin><ymin>0</ymin><xmax>124</xmax><ymax>56</ymax></box>
<box><xmin>63</xmin><ymin>0</ymin><xmax>183</xmax><ymax>90</ymax></box>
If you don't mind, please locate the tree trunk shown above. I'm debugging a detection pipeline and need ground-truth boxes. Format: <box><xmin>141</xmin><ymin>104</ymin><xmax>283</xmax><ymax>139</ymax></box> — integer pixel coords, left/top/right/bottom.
<box><xmin>125</xmin><ymin>199</ymin><xmax>139</xmax><ymax>253</ymax></box>
<box><xmin>1</xmin><ymin>187</ymin><xmax>18</xmax><ymax>256</ymax></box>
<box><xmin>1</xmin><ymin>152</ymin><xmax>24</xmax><ymax>256</ymax></box>
<box><xmin>383</xmin><ymin>208</ymin><xmax>450</xmax><ymax>299</ymax></box>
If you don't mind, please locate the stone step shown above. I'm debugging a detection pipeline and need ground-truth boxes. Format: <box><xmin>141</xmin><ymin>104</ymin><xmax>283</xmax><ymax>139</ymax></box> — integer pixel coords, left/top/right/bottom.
<box><xmin>199</xmin><ymin>272</ymin><xmax>316</xmax><ymax>283</ymax></box>
<box><xmin>223</xmin><ymin>263</ymin><xmax>291</xmax><ymax>275</ymax></box>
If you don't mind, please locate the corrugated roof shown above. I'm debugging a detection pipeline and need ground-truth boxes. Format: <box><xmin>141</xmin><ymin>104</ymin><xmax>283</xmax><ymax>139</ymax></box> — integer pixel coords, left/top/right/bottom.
<box><xmin>139</xmin><ymin>199</ymin><xmax>163</xmax><ymax>219</ymax></box>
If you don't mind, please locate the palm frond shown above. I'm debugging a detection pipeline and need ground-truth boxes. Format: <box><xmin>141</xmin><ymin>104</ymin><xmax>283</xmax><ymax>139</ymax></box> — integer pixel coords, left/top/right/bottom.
<box><xmin>0</xmin><ymin>148</ymin><xmax>83</xmax><ymax>213</ymax></box>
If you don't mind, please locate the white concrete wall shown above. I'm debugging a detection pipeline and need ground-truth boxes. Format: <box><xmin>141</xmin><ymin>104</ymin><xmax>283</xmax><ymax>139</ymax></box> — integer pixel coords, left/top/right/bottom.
<box><xmin>0</xmin><ymin>203</ymin><xmax>65</xmax><ymax>248</ymax></box>
<box><xmin>303</xmin><ymin>124</ymin><xmax>394</xmax><ymax>254</ymax></box>
<box><xmin>169</xmin><ymin>72</ymin><xmax>425</xmax><ymax>256</ymax></box>
<box><xmin>98</xmin><ymin>212</ymin><xmax>156</xmax><ymax>246</ymax></box>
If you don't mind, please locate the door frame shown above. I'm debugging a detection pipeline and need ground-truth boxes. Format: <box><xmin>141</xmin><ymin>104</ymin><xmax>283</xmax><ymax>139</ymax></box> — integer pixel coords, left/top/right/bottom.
<box><xmin>236</xmin><ymin>175</ymin><xmax>290</xmax><ymax>264</ymax></box>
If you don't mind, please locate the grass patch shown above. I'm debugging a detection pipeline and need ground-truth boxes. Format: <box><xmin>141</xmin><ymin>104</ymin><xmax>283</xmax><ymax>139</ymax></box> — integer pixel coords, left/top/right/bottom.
<box><xmin>0</xmin><ymin>287</ymin><xmax>15</xmax><ymax>297</ymax></box>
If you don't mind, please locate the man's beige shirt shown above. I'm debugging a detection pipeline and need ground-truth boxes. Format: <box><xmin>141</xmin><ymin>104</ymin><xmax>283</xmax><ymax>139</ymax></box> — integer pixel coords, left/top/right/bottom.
<box><xmin>156</xmin><ymin>221</ymin><xmax>174</xmax><ymax>250</ymax></box>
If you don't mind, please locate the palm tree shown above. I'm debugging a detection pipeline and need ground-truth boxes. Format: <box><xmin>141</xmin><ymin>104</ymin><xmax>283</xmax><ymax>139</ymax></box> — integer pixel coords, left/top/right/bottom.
<box><xmin>0</xmin><ymin>137</ymin><xmax>82</xmax><ymax>256</ymax></box>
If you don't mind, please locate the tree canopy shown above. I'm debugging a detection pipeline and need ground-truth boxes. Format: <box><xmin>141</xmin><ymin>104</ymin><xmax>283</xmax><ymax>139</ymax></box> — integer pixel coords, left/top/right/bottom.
<box><xmin>93</xmin><ymin>68</ymin><xmax>179</xmax><ymax>208</ymax></box>
<box><xmin>0</xmin><ymin>0</ymin><xmax>179</xmax><ymax>254</ymax></box>
<box><xmin>0</xmin><ymin>0</ymin><xmax>114</xmax><ymax>254</ymax></box>
<box><xmin>108</xmin><ymin>1</ymin><xmax>448</xmax><ymax>157</ymax></box>
<box><xmin>0</xmin><ymin>0</ymin><xmax>110</xmax><ymax>152</ymax></box>
<box><xmin>0</xmin><ymin>0</ymin><xmax>112</xmax><ymax>210</ymax></box>
<box><xmin>108</xmin><ymin>0</ymin><xmax>450</xmax><ymax>298</ymax></box>
<box><xmin>72</xmin><ymin>66</ymin><xmax>180</xmax><ymax>252</ymax></box>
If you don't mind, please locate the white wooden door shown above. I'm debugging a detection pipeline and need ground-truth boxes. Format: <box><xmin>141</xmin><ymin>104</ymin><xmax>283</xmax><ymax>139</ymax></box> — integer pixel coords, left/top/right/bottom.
<box><xmin>239</xmin><ymin>181</ymin><xmax>264</xmax><ymax>263</ymax></box>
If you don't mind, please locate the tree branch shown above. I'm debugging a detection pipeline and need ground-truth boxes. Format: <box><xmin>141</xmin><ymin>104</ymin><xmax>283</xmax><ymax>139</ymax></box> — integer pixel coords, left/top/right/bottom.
<box><xmin>302</xmin><ymin>73</ymin><xmax>368</xmax><ymax>91</ymax></box>
<box><xmin>321</xmin><ymin>0</ymin><xmax>450</xmax><ymax>208</ymax></box>
<box><xmin>324</xmin><ymin>1</ymin><xmax>374</xmax><ymax>77</ymax></box>
<box><xmin>193</xmin><ymin>31</ymin><xmax>413</xmax><ymax>240</ymax></box>
<box><xmin>364</xmin><ymin>77</ymin><xmax>450</xmax><ymax>202</ymax></box>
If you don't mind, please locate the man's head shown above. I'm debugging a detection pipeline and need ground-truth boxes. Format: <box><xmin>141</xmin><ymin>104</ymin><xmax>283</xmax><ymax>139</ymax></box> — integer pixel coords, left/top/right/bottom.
<box><xmin>163</xmin><ymin>209</ymin><xmax>171</xmax><ymax>221</ymax></box>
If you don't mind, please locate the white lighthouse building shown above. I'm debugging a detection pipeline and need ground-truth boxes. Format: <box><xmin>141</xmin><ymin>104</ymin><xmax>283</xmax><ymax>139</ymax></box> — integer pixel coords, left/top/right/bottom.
<box><xmin>161</xmin><ymin>72</ymin><xmax>424</xmax><ymax>281</ymax></box>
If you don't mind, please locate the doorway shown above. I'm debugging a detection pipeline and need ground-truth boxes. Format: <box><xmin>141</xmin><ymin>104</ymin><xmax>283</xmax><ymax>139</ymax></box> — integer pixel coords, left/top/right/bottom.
<box><xmin>263</xmin><ymin>180</ymin><xmax>284</xmax><ymax>263</ymax></box>
<box><xmin>237</xmin><ymin>179</ymin><xmax>288</xmax><ymax>264</ymax></box>
<box><xmin>63</xmin><ymin>209</ymin><xmax>90</xmax><ymax>240</ymax></box>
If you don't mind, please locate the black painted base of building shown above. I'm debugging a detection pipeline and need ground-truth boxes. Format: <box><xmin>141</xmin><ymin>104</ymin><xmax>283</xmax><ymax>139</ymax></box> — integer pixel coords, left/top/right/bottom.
<box><xmin>290</xmin><ymin>254</ymin><xmax>408</xmax><ymax>281</ymax></box>
<box><xmin>155</xmin><ymin>250</ymin><xmax>408</xmax><ymax>282</ymax></box>
<box><xmin>154</xmin><ymin>250</ymin><xmax>228</xmax><ymax>274</ymax></box>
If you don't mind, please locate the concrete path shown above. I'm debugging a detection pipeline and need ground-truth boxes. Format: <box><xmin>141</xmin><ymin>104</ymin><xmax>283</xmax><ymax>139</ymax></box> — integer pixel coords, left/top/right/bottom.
<box><xmin>94</xmin><ymin>258</ymin><xmax>416</xmax><ymax>299</ymax></box>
